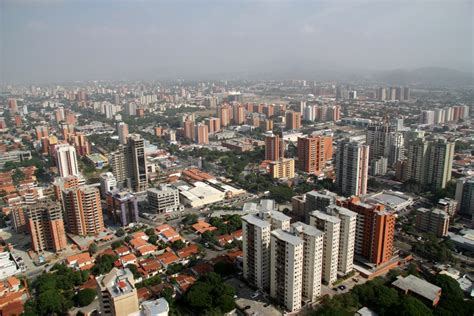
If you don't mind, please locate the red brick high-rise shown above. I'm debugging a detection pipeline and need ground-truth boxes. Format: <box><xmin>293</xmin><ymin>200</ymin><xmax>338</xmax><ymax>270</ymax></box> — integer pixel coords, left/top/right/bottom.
<box><xmin>206</xmin><ymin>117</ymin><xmax>221</xmax><ymax>134</ymax></box>
<box><xmin>195</xmin><ymin>123</ymin><xmax>209</xmax><ymax>145</ymax></box>
<box><xmin>27</xmin><ymin>201</ymin><xmax>67</xmax><ymax>253</ymax></box>
<box><xmin>297</xmin><ymin>135</ymin><xmax>333</xmax><ymax>174</ymax></box>
<box><xmin>265</xmin><ymin>133</ymin><xmax>284</xmax><ymax>161</ymax></box>
<box><xmin>183</xmin><ymin>119</ymin><xmax>195</xmax><ymax>140</ymax></box>
<box><xmin>217</xmin><ymin>105</ymin><xmax>232</xmax><ymax>127</ymax></box>
<box><xmin>62</xmin><ymin>185</ymin><xmax>105</xmax><ymax>236</ymax></box>
<box><xmin>233</xmin><ymin>104</ymin><xmax>245</xmax><ymax>125</ymax></box>
<box><xmin>338</xmin><ymin>196</ymin><xmax>395</xmax><ymax>266</ymax></box>
<box><xmin>285</xmin><ymin>110</ymin><xmax>301</xmax><ymax>130</ymax></box>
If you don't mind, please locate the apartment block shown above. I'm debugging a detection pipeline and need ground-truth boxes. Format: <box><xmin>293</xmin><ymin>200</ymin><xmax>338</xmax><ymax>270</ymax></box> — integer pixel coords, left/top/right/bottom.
<box><xmin>304</xmin><ymin>190</ymin><xmax>338</xmax><ymax>223</ymax></box>
<box><xmin>415</xmin><ymin>208</ymin><xmax>449</xmax><ymax>237</ymax></box>
<box><xmin>55</xmin><ymin>144</ymin><xmax>79</xmax><ymax>178</ymax></box>
<box><xmin>270</xmin><ymin>229</ymin><xmax>304</xmax><ymax>312</ymax></box>
<box><xmin>291</xmin><ymin>222</ymin><xmax>324</xmax><ymax>302</ymax></box>
<box><xmin>340</xmin><ymin>197</ymin><xmax>395</xmax><ymax>266</ymax></box>
<box><xmin>96</xmin><ymin>268</ymin><xmax>139</xmax><ymax>316</ymax></box>
<box><xmin>265</xmin><ymin>133</ymin><xmax>283</xmax><ymax>161</ymax></box>
<box><xmin>326</xmin><ymin>204</ymin><xmax>357</xmax><ymax>275</ymax></box>
<box><xmin>62</xmin><ymin>185</ymin><xmax>105</xmax><ymax>236</ymax></box>
<box><xmin>106</xmin><ymin>190</ymin><xmax>139</xmax><ymax>226</ymax></box>
<box><xmin>297</xmin><ymin>135</ymin><xmax>333</xmax><ymax>174</ymax></box>
<box><xmin>310</xmin><ymin>211</ymin><xmax>340</xmax><ymax>285</ymax></box>
<box><xmin>335</xmin><ymin>139</ymin><xmax>369</xmax><ymax>196</ymax></box>
<box><xmin>242</xmin><ymin>210</ymin><xmax>290</xmax><ymax>290</ymax></box>
<box><xmin>269</xmin><ymin>158</ymin><xmax>295</xmax><ymax>179</ymax></box>
<box><xmin>26</xmin><ymin>201</ymin><xmax>67</xmax><ymax>253</ymax></box>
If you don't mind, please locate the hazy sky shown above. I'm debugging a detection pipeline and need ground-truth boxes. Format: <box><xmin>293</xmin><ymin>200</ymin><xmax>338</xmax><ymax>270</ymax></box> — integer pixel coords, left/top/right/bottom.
<box><xmin>1</xmin><ymin>0</ymin><xmax>472</xmax><ymax>83</ymax></box>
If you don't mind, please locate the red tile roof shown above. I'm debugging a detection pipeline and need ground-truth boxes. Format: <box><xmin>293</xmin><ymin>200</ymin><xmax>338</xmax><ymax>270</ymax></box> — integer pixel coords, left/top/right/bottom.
<box><xmin>157</xmin><ymin>251</ymin><xmax>179</xmax><ymax>266</ymax></box>
<box><xmin>176</xmin><ymin>244</ymin><xmax>199</xmax><ymax>259</ymax></box>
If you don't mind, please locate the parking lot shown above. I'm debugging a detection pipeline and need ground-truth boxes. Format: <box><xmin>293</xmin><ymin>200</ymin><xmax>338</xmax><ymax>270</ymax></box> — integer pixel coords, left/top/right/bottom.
<box><xmin>226</xmin><ymin>277</ymin><xmax>282</xmax><ymax>316</ymax></box>
<box><xmin>321</xmin><ymin>274</ymin><xmax>368</xmax><ymax>298</ymax></box>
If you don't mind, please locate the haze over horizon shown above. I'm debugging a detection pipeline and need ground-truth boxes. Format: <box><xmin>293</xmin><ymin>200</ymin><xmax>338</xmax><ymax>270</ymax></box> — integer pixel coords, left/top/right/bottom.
<box><xmin>1</xmin><ymin>0</ymin><xmax>473</xmax><ymax>84</ymax></box>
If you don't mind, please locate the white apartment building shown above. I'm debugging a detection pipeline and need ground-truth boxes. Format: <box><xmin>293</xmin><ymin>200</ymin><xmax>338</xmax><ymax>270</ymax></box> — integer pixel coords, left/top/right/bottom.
<box><xmin>291</xmin><ymin>222</ymin><xmax>324</xmax><ymax>302</ymax></box>
<box><xmin>270</xmin><ymin>229</ymin><xmax>304</xmax><ymax>312</ymax></box>
<box><xmin>100</xmin><ymin>172</ymin><xmax>117</xmax><ymax>198</ymax></box>
<box><xmin>326</xmin><ymin>204</ymin><xmax>357</xmax><ymax>275</ymax></box>
<box><xmin>335</xmin><ymin>139</ymin><xmax>369</xmax><ymax>196</ymax></box>
<box><xmin>310</xmin><ymin>211</ymin><xmax>340</xmax><ymax>285</ymax></box>
<box><xmin>55</xmin><ymin>144</ymin><xmax>79</xmax><ymax>178</ymax></box>
<box><xmin>242</xmin><ymin>210</ymin><xmax>290</xmax><ymax>290</ymax></box>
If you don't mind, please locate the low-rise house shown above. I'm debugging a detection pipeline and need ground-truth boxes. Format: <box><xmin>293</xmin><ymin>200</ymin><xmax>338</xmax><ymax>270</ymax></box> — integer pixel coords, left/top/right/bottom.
<box><xmin>392</xmin><ymin>275</ymin><xmax>442</xmax><ymax>306</ymax></box>
<box><xmin>156</xmin><ymin>251</ymin><xmax>179</xmax><ymax>268</ymax></box>
<box><xmin>120</xmin><ymin>253</ymin><xmax>138</xmax><ymax>266</ymax></box>
<box><xmin>0</xmin><ymin>276</ymin><xmax>28</xmax><ymax>316</ymax></box>
<box><xmin>191</xmin><ymin>262</ymin><xmax>213</xmax><ymax>277</ymax></box>
<box><xmin>173</xmin><ymin>274</ymin><xmax>196</xmax><ymax>294</ymax></box>
<box><xmin>191</xmin><ymin>221</ymin><xmax>217</xmax><ymax>235</ymax></box>
<box><xmin>115</xmin><ymin>246</ymin><xmax>131</xmax><ymax>257</ymax></box>
<box><xmin>132</xmin><ymin>231</ymin><xmax>149</xmax><ymax>241</ymax></box>
<box><xmin>176</xmin><ymin>244</ymin><xmax>200</xmax><ymax>264</ymax></box>
<box><xmin>65</xmin><ymin>253</ymin><xmax>94</xmax><ymax>271</ymax></box>
<box><xmin>156</xmin><ymin>224</ymin><xmax>183</xmax><ymax>244</ymax></box>
<box><xmin>139</xmin><ymin>258</ymin><xmax>162</xmax><ymax>277</ymax></box>
<box><xmin>137</xmin><ymin>244</ymin><xmax>158</xmax><ymax>257</ymax></box>
<box><xmin>129</xmin><ymin>237</ymin><xmax>148</xmax><ymax>250</ymax></box>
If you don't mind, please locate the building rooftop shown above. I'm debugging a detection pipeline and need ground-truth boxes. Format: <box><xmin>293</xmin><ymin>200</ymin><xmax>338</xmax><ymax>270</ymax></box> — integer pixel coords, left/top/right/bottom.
<box><xmin>141</xmin><ymin>298</ymin><xmax>169</xmax><ymax>315</ymax></box>
<box><xmin>97</xmin><ymin>268</ymin><xmax>135</xmax><ymax>298</ymax></box>
<box><xmin>311</xmin><ymin>210</ymin><xmax>341</xmax><ymax>224</ymax></box>
<box><xmin>291</xmin><ymin>221</ymin><xmax>324</xmax><ymax>237</ymax></box>
<box><xmin>271</xmin><ymin>229</ymin><xmax>304</xmax><ymax>246</ymax></box>
<box><xmin>242</xmin><ymin>213</ymin><xmax>271</xmax><ymax>229</ymax></box>
<box><xmin>356</xmin><ymin>306</ymin><xmax>379</xmax><ymax>316</ymax></box>
<box><xmin>365</xmin><ymin>190</ymin><xmax>413</xmax><ymax>211</ymax></box>
<box><xmin>392</xmin><ymin>275</ymin><xmax>441</xmax><ymax>302</ymax></box>
<box><xmin>327</xmin><ymin>204</ymin><xmax>357</xmax><ymax>218</ymax></box>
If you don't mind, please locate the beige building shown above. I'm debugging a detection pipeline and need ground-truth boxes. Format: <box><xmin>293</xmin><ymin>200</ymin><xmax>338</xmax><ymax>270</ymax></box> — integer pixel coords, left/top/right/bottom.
<box><xmin>269</xmin><ymin>158</ymin><xmax>295</xmax><ymax>179</ymax></box>
<box><xmin>415</xmin><ymin>208</ymin><xmax>449</xmax><ymax>237</ymax></box>
<box><xmin>404</xmin><ymin>137</ymin><xmax>454</xmax><ymax>190</ymax></box>
<box><xmin>270</xmin><ymin>229</ymin><xmax>304</xmax><ymax>312</ymax></box>
<box><xmin>96</xmin><ymin>268</ymin><xmax>139</xmax><ymax>316</ymax></box>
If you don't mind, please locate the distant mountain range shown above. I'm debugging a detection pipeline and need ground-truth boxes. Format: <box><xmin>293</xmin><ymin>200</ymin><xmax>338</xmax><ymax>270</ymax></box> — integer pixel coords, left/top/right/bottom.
<box><xmin>370</xmin><ymin>67</ymin><xmax>473</xmax><ymax>86</ymax></box>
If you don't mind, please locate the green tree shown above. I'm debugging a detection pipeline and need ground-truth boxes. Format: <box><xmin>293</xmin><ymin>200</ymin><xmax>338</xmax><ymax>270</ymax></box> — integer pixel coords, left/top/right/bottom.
<box><xmin>213</xmin><ymin>261</ymin><xmax>236</xmax><ymax>277</ymax></box>
<box><xmin>88</xmin><ymin>243</ymin><xmax>98</xmax><ymax>255</ymax></box>
<box><xmin>12</xmin><ymin>169</ymin><xmax>25</xmax><ymax>185</ymax></box>
<box><xmin>111</xmin><ymin>240</ymin><xmax>124</xmax><ymax>249</ymax></box>
<box><xmin>116</xmin><ymin>228</ymin><xmax>125</xmax><ymax>237</ymax></box>
<box><xmin>269</xmin><ymin>185</ymin><xmax>294</xmax><ymax>203</ymax></box>
<box><xmin>126</xmin><ymin>264</ymin><xmax>143</xmax><ymax>279</ymax></box>
<box><xmin>184</xmin><ymin>272</ymin><xmax>235</xmax><ymax>314</ymax></box>
<box><xmin>173</xmin><ymin>239</ymin><xmax>186</xmax><ymax>250</ymax></box>
<box><xmin>201</xmin><ymin>231</ymin><xmax>217</xmax><ymax>244</ymax></box>
<box><xmin>91</xmin><ymin>254</ymin><xmax>118</xmax><ymax>276</ymax></box>
<box><xmin>145</xmin><ymin>228</ymin><xmax>156</xmax><ymax>236</ymax></box>
<box><xmin>394</xmin><ymin>296</ymin><xmax>433</xmax><ymax>316</ymax></box>
<box><xmin>74</xmin><ymin>288</ymin><xmax>96</xmax><ymax>307</ymax></box>
<box><xmin>182</xmin><ymin>214</ymin><xmax>198</xmax><ymax>225</ymax></box>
